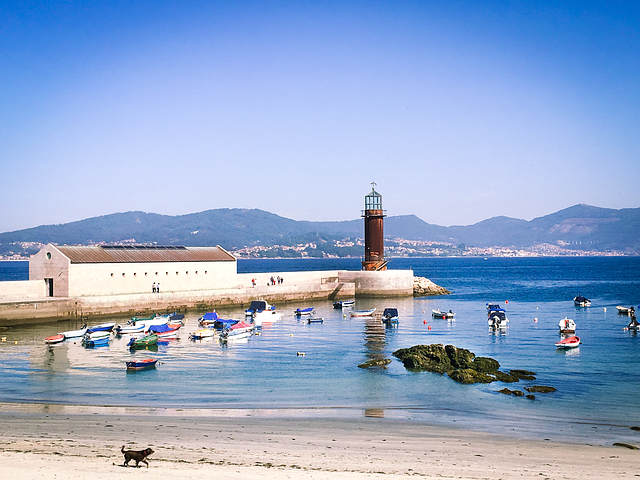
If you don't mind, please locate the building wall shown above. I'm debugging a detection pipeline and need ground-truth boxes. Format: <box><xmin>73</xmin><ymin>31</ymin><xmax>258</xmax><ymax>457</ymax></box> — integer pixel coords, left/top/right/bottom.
<box><xmin>339</xmin><ymin>269</ymin><xmax>414</xmax><ymax>296</ymax></box>
<box><xmin>68</xmin><ymin>260</ymin><xmax>238</xmax><ymax>297</ymax></box>
<box><xmin>29</xmin><ymin>246</ymin><xmax>71</xmax><ymax>297</ymax></box>
<box><xmin>0</xmin><ymin>280</ymin><xmax>45</xmax><ymax>300</ymax></box>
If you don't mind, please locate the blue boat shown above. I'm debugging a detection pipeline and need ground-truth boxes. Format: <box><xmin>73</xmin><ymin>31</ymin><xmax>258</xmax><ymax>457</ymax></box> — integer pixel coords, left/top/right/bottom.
<box><xmin>333</xmin><ymin>300</ymin><xmax>355</xmax><ymax>309</ymax></box>
<box><xmin>294</xmin><ymin>307</ymin><xmax>314</xmax><ymax>316</ymax></box>
<box><xmin>126</xmin><ymin>358</ymin><xmax>158</xmax><ymax>370</ymax></box>
<box><xmin>83</xmin><ymin>335</ymin><xmax>111</xmax><ymax>348</ymax></box>
<box><xmin>213</xmin><ymin>318</ymin><xmax>239</xmax><ymax>330</ymax></box>
<box><xmin>199</xmin><ymin>311</ymin><xmax>219</xmax><ymax>326</ymax></box>
<box><xmin>86</xmin><ymin>322</ymin><xmax>116</xmax><ymax>334</ymax></box>
<box><xmin>382</xmin><ymin>308</ymin><xmax>399</xmax><ymax>324</ymax></box>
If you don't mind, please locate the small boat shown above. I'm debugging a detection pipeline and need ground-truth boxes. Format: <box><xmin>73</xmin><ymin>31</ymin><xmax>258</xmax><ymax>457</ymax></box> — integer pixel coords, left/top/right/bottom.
<box><xmin>294</xmin><ymin>307</ymin><xmax>314</xmax><ymax>316</ymax></box>
<box><xmin>617</xmin><ymin>306</ymin><xmax>636</xmax><ymax>316</ymax></box>
<box><xmin>84</xmin><ymin>330</ymin><xmax>112</xmax><ymax>340</ymax></box>
<box><xmin>44</xmin><ymin>334</ymin><xmax>65</xmax><ymax>344</ymax></box>
<box><xmin>245</xmin><ymin>300</ymin><xmax>275</xmax><ymax>316</ymax></box>
<box><xmin>83</xmin><ymin>335</ymin><xmax>111</xmax><ymax>348</ymax></box>
<box><xmin>115</xmin><ymin>323</ymin><xmax>146</xmax><ymax>334</ymax></box>
<box><xmin>213</xmin><ymin>318</ymin><xmax>239</xmax><ymax>330</ymax></box>
<box><xmin>558</xmin><ymin>317</ymin><xmax>576</xmax><ymax>334</ymax></box>
<box><xmin>129</xmin><ymin>314</ymin><xmax>156</xmax><ymax>323</ymax></box>
<box><xmin>556</xmin><ymin>336</ymin><xmax>581</xmax><ymax>348</ymax></box>
<box><xmin>220</xmin><ymin>321</ymin><xmax>254</xmax><ymax>341</ymax></box>
<box><xmin>86</xmin><ymin>322</ymin><xmax>116</xmax><ymax>333</ymax></box>
<box><xmin>351</xmin><ymin>308</ymin><xmax>376</xmax><ymax>317</ymax></box>
<box><xmin>189</xmin><ymin>328</ymin><xmax>217</xmax><ymax>340</ymax></box>
<box><xmin>574</xmin><ymin>295</ymin><xmax>591</xmax><ymax>307</ymax></box>
<box><xmin>487</xmin><ymin>304</ymin><xmax>508</xmax><ymax>329</ymax></box>
<box><xmin>306</xmin><ymin>317</ymin><xmax>324</xmax><ymax>324</ymax></box>
<box><xmin>252</xmin><ymin>309</ymin><xmax>282</xmax><ymax>326</ymax></box>
<box><xmin>127</xmin><ymin>334</ymin><xmax>159</xmax><ymax>349</ymax></box>
<box><xmin>628</xmin><ymin>316</ymin><xmax>640</xmax><ymax>331</ymax></box>
<box><xmin>431</xmin><ymin>309</ymin><xmax>455</xmax><ymax>319</ymax></box>
<box><xmin>198</xmin><ymin>311</ymin><xmax>219</xmax><ymax>326</ymax></box>
<box><xmin>147</xmin><ymin>323</ymin><xmax>181</xmax><ymax>338</ymax></box>
<box><xmin>126</xmin><ymin>359</ymin><xmax>158</xmax><ymax>370</ymax></box>
<box><xmin>382</xmin><ymin>308</ymin><xmax>399</xmax><ymax>324</ymax></box>
<box><xmin>59</xmin><ymin>323</ymin><xmax>88</xmax><ymax>338</ymax></box>
<box><xmin>333</xmin><ymin>300</ymin><xmax>355</xmax><ymax>309</ymax></box>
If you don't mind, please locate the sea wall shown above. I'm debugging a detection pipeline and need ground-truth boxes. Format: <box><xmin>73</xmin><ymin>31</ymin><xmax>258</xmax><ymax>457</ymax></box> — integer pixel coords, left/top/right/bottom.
<box><xmin>0</xmin><ymin>280</ymin><xmax>45</xmax><ymax>300</ymax></box>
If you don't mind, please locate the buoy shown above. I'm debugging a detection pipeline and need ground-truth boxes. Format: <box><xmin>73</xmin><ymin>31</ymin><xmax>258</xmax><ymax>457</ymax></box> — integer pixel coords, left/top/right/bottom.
<box><xmin>624</xmin><ymin>327</ymin><xmax>629</xmax><ymax>331</ymax></box>
<box><xmin>505</xmin><ymin>300</ymin><xmax>509</xmax><ymax>304</ymax></box>
<box><xmin>422</xmin><ymin>311</ymin><xmax>425</xmax><ymax>314</ymax></box>
<box><xmin>534</xmin><ymin>318</ymin><xmax>538</xmax><ymax>322</ymax></box>
<box><xmin>423</xmin><ymin>320</ymin><xmax>427</xmax><ymax>324</ymax></box>
<box><xmin>1</xmin><ymin>337</ymin><xmax>6</xmax><ymax>342</ymax></box>
<box><xmin>428</xmin><ymin>325</ymin><xmax>432</xmax><ymax>331</ymax></box>
<box><xmin>14</xmin><ymin>341</ymin><xmax>18</xmax><ymax>344</ymax></box>
<box><xmin>290</xmin><ymin>334</ymin><xmax>294</xmax><ymax>337</ymax></box>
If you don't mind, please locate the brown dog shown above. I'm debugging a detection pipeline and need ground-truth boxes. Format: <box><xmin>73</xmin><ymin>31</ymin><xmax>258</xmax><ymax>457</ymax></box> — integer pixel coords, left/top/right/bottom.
<box><xmin>121</xmin><ymin>445</ymin><xmax>154</xmax><ymax>468</ymax></box>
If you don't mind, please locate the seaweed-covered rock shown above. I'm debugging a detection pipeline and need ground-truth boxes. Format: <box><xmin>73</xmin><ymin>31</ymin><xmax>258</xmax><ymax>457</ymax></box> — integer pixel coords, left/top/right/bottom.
<box><xmin>613</xmin><ymin>442</ymin><xmax>639</xmax><ymax>450</ymax></box>
<box><xmin>445</xmin><ymin>345</ymin><xmax>476</xmax><ymax>369</ymax></box>
<box><xmin>526</xmin><ymin>394</ymin><xmax>535</xmax><ymax>400</ymax></box>
<box><xmin>631</xmin><ymin>426</ymin><xmax>640</xmax><ymax>432</ymax></box>
<box><xmin>358</xmin><ymin>359</ymin><xmax>391</xmax><ymax>369</ymax></box>
<box><xmin>448</xmin><ymin>368</ymin><xmax>494</xmax><ymax>384</ymax></box>
<box><xmin>473</xmin><ymin>356</ymin><xmax>500</xmax><ymax>373</ymax></box>
<box><xmin>392</xmin><ymin>344</ymin><xmax>453</xmax><ymax>373</ymax></box>
<box><xmin>498</xmin><ymin>388</ymin><xmax>514</xmax><ymax>395</ymax></box>
<box><xmin>509</xmin><ymin>369</ymin><xmax>537</xmax><ymax>380</ymax></box>
<box><xmin>524</xmin><ymin>385</ymin><xmax>556</xmax><ymax>393</ymax></box>
<box><xmin>492</xmin><ymin>371</ymin><xmax>518</xmax><ymax>383</ymax></box>
<box><xmin>512</xmin><ymin>390</ymin><xmax>524</xmax><ymax>397</ymax></box>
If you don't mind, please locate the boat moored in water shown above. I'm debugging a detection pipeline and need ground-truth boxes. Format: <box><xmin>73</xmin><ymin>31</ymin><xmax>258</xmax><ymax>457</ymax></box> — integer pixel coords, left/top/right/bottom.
<box><xmin>83</xmin><ymin>335</ymin><xmax>111</xmax><ymax>348</ymax></box>
<box><xmin>294</xmin><ymin>307</ymin><xmax>314</xmax><ymax>316</ymax></box>
<box><xmin>86</xmin><ymin>322</ymin><xmax>116</xmax><ymax>334</ymax></box>
<box><xmin>127</xmin><ymin>334</ymin><xmax>159</xmax><ymax>349</ymax></box>
<box><xmin>333</xmin><ymin>300</ymin><xmax>355</xmax><ymax>309</ymax></box>
<box><xmin>220</xmin><ymin>321</ymin><xmax>254</xmax><ymax>341</ymax></box>
<box><xmin>556</xmin><ymin>336</ymin><xmax>581</xmax><ymax>348</ymax></box>
<box><xmin>350</xmin><ymin>308</ymin><xmax>376</xmax><ymax>317</ymax></box>
<box><xmin>431</xmin><ymin>309</ymin><xmax>455</xmax><ymax>319</ymax></box>
<box><xmin>487</xmin><ymin>304</ymin><xmax>508</xmax><ymax>329</ymax></box>
<box><xmin>574</xmin><ymin>295</ymin><xmax>591</xmax><ymax>307</ymax></box>
<box><xmin>44</xmin><ymin>334</ymin><xmax>65</xmax><ymax>344</ymax></box>
<box><xmin>189</xmin><ymin>328</ymin><xmax>217</xmax><ymax>340</ymax></box>
<box><xmin>617</xmin><ymin>306</ymin><xmax>636</xmax><ymax>316</ymax></box>
<box><xmin>126</xmin><ymin>359</ymin><xmax>158</xmax><ymax>370</ymax></box>
<box><xmin>382</xmin><ymin>308</ymin><xmax>399</xmax><ymax>324</ymax></box>
<box><xmin>59</xmin><ymin>323</ymin><xmax>88</xmax><ymax>338</ymax></box>
<box><xmin>558</xmin><ymin>317</ymin><xmax>576</xmax><ymax>334</ymax></box>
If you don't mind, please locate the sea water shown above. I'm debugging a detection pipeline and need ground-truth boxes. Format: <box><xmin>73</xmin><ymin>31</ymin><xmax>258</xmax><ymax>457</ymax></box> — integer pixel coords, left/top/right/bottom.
<box><xmin>1</xmin><ymin>257</ymin><xmax>639</xmax><ymax>444</ymax></box>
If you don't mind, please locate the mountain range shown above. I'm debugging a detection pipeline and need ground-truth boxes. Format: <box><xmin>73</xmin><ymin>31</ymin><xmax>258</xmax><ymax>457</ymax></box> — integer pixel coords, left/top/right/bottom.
<box><xmin>1</xmin><ymin>204</ymin><xmax>639</xmax><ymax>258</ymax></box>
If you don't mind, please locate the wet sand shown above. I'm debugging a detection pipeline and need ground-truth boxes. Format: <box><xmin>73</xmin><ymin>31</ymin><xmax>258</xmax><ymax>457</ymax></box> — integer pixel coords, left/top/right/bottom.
<box><xmin>0</xmin><ymin>403</ymin><xmax>638</xmax><ymax>479</ymax></box>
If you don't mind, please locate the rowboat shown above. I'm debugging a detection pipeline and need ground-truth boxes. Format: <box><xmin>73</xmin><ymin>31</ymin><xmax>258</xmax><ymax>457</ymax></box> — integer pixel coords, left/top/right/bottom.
<box><xmin>617</xmin><ymin>306</ymin><xmax>636</xmax><ymax>315</ymax></box>
<box><xmin>44</xmin><ymin>334</ymin><xmax>65</xmax><ymax>344</ymax></box>
<box><xmin>220</xmin><ymin>321</ymin><xmax>254</xmax><ymax>341</ymax></box>
<box><xmin>86</xmin><ymin>322</ymin><xmax>116</xmax><ymax>333</ymax></box>
<box><xmin>115</xmin><ymin>323</ymin><xmax>146</xmax><ymax>334</ymax></box>
<box><xmin>333</xmin><ymin>300</ymin><xmax>355</xmax><ymax>309</ymax></box>
<box><xmin>189</xmin><ymin>328</ymin><xmax>217</xmax><ymax>340</ymax></box>
<box><xmin>83</xmin><ymin>335</ymin><xmax>111</xmax><ymax>348</ymax></box>
<box><xmin>382</xmin><ymin>308</ymin><xmax>399</xmax><ymax>324</ymax></box>
<box><xmin>432</xmin><ymin>309</ymin><xmax>455</xmax><ymax>319</ymax></box>
<box><xmin>294</xmin><ymin>307</ymin><xmax>314</xmax><ymax>316</ymax></box>
<box><xmin>556</xmin><ymin>336</ymin><xmax>581</xmax><ymax>348</ymax></box>
<box><xmin>127</xmin><ymin>334</ymin><xmax>159</xmax><ymax>349</ymax></box>
<box><xmin>573</xmin><ymin>295</ymin><xmax>591</xmax><ymax>307</ymax></box>
<box><xmin>147</xmin><ymin>323</ymin><xmax>181</xmax><ymax>338</ymax></box>
<box><xmin>306</xmin><ymin>317</ymin><xmax>324</xmax><ymax>324</ymax></box>
<box><xmin>558</xmin><ymin>317</ymin><xmax>576</xmax><ymax>334</ymax></box>
<box><xmin>126</xmin><ymin>359</ymin><xmax>158</xmax><ymax>370</ymax></box>
<box><xmin>59</xmin><ymin>323</ymin><xmax>88</xmax><ymax>338</ymax></box>
<box><xmin>351</xmin><ymin>308</ymin><xmax>376</xmax><ymax>317</ymax></box>
<box><xmin>84</xmin><ymin>330</ymin><xmax>112</xmax><ymax>340</ymax></box>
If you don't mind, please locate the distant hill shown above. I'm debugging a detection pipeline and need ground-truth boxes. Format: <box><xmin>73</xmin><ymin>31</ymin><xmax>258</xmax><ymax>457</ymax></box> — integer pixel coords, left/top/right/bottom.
<box><xmin>1</xmin><ymin>204</ymin><xmax>639</xmax><ymax>257</ymax></box>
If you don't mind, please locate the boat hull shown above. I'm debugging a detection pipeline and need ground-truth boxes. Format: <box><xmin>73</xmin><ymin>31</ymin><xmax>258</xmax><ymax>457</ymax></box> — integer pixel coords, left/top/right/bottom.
<box><xmin>126</xmin><ymin>359</ymin><xmax>158</xmax><ymax>370</ymax></box>
<box><xmin>556</xmin><ymin>336</ymin><xmax>581</xmax><ymax>348</ymax></box>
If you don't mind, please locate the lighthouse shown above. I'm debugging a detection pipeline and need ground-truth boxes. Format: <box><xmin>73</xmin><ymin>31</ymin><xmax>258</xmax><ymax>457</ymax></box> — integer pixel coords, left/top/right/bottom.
<box><xmin>362</xmin><ymin>183</ymin><xmax>387</xmax><ymax>271</ymax></box>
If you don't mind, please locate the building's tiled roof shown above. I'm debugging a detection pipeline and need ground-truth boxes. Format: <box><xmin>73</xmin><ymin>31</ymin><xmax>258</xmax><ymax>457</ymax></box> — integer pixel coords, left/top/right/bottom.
<box><xmin>54</xmin><ymin>245</ymin><xmax>236</xmax><ymax>264</ymax></box>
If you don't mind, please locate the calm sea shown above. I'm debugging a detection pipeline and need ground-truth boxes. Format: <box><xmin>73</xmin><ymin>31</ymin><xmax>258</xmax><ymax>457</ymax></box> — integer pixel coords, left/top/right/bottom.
<box><xmin>1</xmin><ymin>257</ymin><xmax>640</xmax><ymax>444</ymax></box>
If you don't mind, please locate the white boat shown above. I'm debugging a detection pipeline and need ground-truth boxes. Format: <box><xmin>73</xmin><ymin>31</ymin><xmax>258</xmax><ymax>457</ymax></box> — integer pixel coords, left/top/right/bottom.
<box><xmin>220</xmin><ymin>321</ymin><xmax>254</xmax><ymax>341</ymax></box>
<box><xmin>59</xmin><ymin>323</ymin><xmax>88</xmax><ymax>338</ymax></box>
<box><xmin>189</xmin><ymin>328</ymin><xmax>217</xmax><ymax>340</ymax></box>
<box><xmin>487</xmin><ymin>305</ymin><xmax>508</xmax><ymax>329</ymax></box>
<box><xmin>84</xmin><ymin>330</ymin><xmax>112</xmax><ymax>340</ymax></box>
<box><xmin>86</xmin><ymin>321</ymin><xmax>116</xmax><ymax>333</ymax></box>
<box><xmin>558</xmin><ymin>317</ymin><xmax>576</xmax><ymax>334</ymax></box>
<box><xmin>432</xmin><ymin>309</ymin><xmax>455</xmax><ymax>319</ymax></box>
<box><xmin>115</xmin><ymin>323</ymin><xmax>146</xmax><ymax>334</ymax></box>
<box><xmin>574</xmin><ymin>295</ymin><xmax>591</xmax><ymax>307</ymax></box>
<box><xmin>245</xmin><ymin>300</ymin><xmax>282</xmax><ymax>325</ymax></box>
<box><xmin>333</xmin><ymin>300</ymin><xmax>355</xmax><ymax>309</ymax></box>
<box><xmin>617</xmin><ymin>306</ymin><xmax>635</xmax><ymax>315</ymax></box>
<box><xmin>350</xmin><ymin>308</ymin><xmax>376</xmax><ymax>317</ymax></box>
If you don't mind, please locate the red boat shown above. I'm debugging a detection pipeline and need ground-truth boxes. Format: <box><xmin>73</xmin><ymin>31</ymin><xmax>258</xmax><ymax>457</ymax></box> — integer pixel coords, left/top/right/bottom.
<box><xmin>44</xmin><ymin>334</ymin><xmax>65</xmax><ymax>344</ymax></box>
<box><xmin>555</xmin><ymin>336</ymin><xmax>581</xmax><ymax>348</ymax></box>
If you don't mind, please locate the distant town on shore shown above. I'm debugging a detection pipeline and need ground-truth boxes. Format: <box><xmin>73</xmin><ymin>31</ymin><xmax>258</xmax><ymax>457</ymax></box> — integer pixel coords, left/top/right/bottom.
<box><xmin>1</xmin><ymin>203</ymin><xmax>638</xmax><ymax>260</ymax></box>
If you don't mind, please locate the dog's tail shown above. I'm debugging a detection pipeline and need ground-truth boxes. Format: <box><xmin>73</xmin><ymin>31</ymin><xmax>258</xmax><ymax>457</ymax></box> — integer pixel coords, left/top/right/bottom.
<box><xmin>121</xmin><ymin>445</ymin><xmax>125</xmax><ymax>453</ymax></box>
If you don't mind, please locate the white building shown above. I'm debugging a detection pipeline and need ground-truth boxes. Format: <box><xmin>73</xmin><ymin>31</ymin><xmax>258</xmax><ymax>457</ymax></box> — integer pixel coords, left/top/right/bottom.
<box><xmin>29</xmin><ymin>244</ymin><xmax>237</xmax><ymax>297</ymax></box>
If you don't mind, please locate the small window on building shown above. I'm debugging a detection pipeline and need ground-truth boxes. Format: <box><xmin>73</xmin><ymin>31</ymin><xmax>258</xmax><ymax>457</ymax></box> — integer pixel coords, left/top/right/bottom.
<box><xmin>204</xmin><ymin>271</ymin><xmax>208</xmax><ymax>274</ymax></box>
<box><xmin>166</xmin><ymin>272</ymin><xmax>169</xmax><ymax>275</ymax></box>
<box><xmin>186</xmin><ymin>271</ymin><xmax>189</xmax><ymax>275</ymax></box>
<box><xmin>134</xmin><ymin>273</ymin><xmax>137</xmax><ymax>277</ymax></box>
<box><xmin>46</xmin><ymin>252</ymin><xmax>51</xmax><ymax>260</ymax></box>
<box><xmin>155</xmin><ymin>272</ymin><xmax>158</xmax><ymax>276</ymax></box>
<box><xmin>111</xmin><ymin>273</ymin><xmax>114</xmax><ymax>277</ymax></box>
<box><xmin>195</xmin><ymin>271</ymin><xmax>198</xmax><ymax>275</ymax></box>
<box><xmin>176</xmin><ymin>271</ymin><xmax>179</xmax><ymax>275</ymax></box>
<box><xmin>145</xmin><ymin>272</ymin><xmax>148</xmax><ymax>276</ymax></box>
<box><xmin>122</xmin><ymin>273</ymin><xmax>126</xmax><ymax>277</ymax></box>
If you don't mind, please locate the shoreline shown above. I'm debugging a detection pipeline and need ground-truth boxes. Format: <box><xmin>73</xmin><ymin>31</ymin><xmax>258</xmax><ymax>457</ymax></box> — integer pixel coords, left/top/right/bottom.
<box><xmin>1</xmin><ymin>403</ymin><xmax>639</xmax><ymax>479</ymax></box>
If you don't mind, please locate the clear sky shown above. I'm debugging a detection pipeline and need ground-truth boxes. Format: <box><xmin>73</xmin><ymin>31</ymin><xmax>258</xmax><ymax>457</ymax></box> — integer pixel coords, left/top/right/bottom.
<box><xmin>1</xmin><ymin>1</ymin><xmax>639</xmax><ymax>233</ymax></box>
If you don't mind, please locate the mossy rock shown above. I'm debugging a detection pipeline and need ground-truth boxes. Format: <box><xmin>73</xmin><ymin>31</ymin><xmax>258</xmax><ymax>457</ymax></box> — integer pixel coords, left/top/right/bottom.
<box><xmin>498</xmin><ymin>388</ymin><xmax>514</xmax><ymax>395</ymax></box>
<box><xmin>358</xmin><ymin>359</ymin><xmax>391</xmax><ymax>369</ymax></box>
<box><xmin>526</xmin><ymin>394</ymin><xmax>535</xmax><ymax>400</ymax></box>
<box><xmin>509</xmin><ymin>369</ymin><xmax>537</xmax><ymax>380</ymax></box>
<box><xmin>473</xmin><ymin>356</ymin><xmax>500</xmax><ymax>373</ymax></box>
<box><xmin>631</xmin><ymin>426</ymin><xmax>640</xmax><ymax>432</ymax></box>
<box><xmin>512</xmin><ymin>390</ymin><xmax>524</xmax><ymax>396</ymax></box>
<box><xmin>492</xmin><ymin>371</ymin><xmax>518</xmax><ymax>383</ymax></box>
<box><xmin>392</xmin><ymin>344</ymin><xmax>453</xmax><ymax>374</ymax></box>
<box><xmin>524</xmin><ymin>385</ymin><xmax>556</xmax><ymax>393</ymax></box>
<box><xmin>448</xmin><ymin>368</ymin><xmax>494</xmax><ymax>384</ymax></box>
<box><xmin>445</xmin><ymin>345</ymin><xmax>476</xmax><ymax>369</ymax></box>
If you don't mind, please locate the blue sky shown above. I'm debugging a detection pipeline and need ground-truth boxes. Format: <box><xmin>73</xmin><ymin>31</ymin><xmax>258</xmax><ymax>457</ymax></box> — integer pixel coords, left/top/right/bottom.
<box><xmin>1</xmin><ymin>1</ymin><xmax>639</xmax><ymax>233</ymax></box>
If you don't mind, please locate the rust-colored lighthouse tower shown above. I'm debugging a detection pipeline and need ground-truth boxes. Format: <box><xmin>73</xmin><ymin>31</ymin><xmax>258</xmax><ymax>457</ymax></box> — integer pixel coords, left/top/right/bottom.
<box><xmin>362</xmin><ymin>183</ymin><xmax>387</xmax><ymax>271</ymax></box>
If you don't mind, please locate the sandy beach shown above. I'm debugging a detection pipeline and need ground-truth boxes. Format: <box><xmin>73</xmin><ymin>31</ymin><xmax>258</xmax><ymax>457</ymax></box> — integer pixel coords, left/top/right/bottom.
<box><xmin>0</xmin><ymin>403</ymin><xmax>638</xmax><ymax>479</ymax></box>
